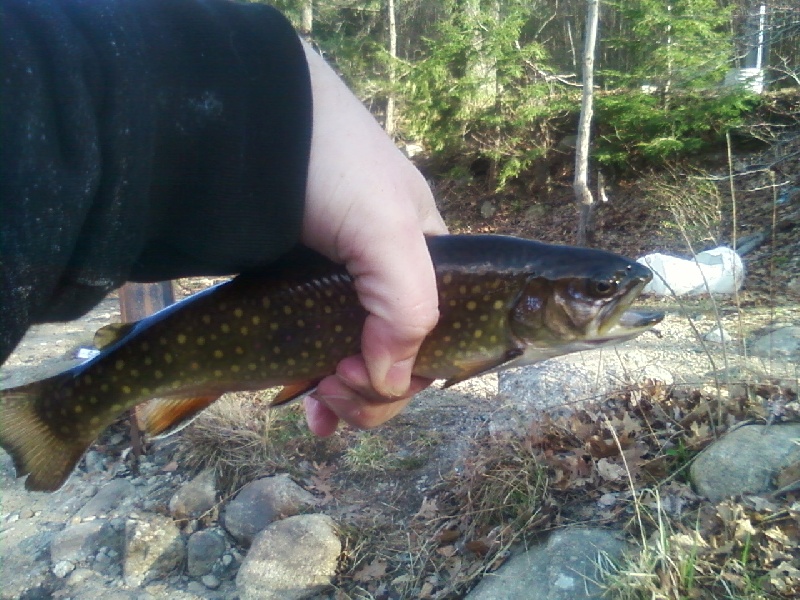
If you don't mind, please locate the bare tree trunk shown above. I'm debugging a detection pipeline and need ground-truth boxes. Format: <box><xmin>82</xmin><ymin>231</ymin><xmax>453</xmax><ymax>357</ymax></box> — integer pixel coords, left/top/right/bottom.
<box><xmin>574</xmin><ymin>0</ymin><xmax>600</xmax><ymax>246</ymax></box>
<box><xmin>385</xmin><ymin>0</ymin><xmax>397</xmax><ymax>135</ymax></box>
<box><xmin>301</xmin><ymin>0</ymin><xmax>313</xmax><ymax>36</ymax></box>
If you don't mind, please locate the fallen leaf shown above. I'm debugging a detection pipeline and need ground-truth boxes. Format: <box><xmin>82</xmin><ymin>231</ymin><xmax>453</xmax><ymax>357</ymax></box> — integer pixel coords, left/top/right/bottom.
<box><xmin>353</xmin><ymin>559</ymin><xmax>388</xmax><ymax>583</ymax></box>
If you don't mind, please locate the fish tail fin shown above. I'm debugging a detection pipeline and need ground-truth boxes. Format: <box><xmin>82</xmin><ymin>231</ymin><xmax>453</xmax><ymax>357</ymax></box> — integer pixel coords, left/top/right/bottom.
<box><xmin>0</xmin><ymin>378</ymin><xmax>88</xmax><ymax>492</ymax></box>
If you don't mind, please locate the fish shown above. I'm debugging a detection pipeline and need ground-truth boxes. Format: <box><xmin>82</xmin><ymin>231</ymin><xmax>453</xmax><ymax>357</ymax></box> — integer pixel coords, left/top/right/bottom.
<box><xmin>0</xmin><ymin>234</ymin><xmax>664</xmax><ymax>491</ymax></box>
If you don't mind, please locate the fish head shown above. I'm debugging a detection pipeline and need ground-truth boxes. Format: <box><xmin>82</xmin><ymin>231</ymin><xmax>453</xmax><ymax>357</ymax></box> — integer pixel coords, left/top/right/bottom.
<box><xmin>507</xmin><ymin>247</ymin><xmax>664</xmax><ymax>360</ymax></box>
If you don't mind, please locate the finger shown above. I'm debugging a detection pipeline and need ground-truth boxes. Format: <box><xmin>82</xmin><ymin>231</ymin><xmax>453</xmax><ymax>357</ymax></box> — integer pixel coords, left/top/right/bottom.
<box><xmin>303</xmin><ymin>396</ymin><xmax>339</xmax><ymax>437</ymax></box>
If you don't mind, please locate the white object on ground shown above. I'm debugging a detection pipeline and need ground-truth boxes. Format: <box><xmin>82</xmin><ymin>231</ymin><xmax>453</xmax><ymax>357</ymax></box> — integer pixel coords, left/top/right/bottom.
<box><xmin>637</xmin><ymin>247</ymin><xmax>745</xmax><ymax>296</ymax></box>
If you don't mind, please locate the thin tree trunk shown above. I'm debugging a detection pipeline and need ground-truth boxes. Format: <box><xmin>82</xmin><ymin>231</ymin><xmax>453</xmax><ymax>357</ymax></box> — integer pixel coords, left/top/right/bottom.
<box><xmin>574</xmin><ymin>0</ymin><xmax>600</xmax><ymax>246</ymax></box>
<box><xmin>385</xmin><ymin>0</ymin><xmax>397</xmax><ymax>135</ymax></box>
<box><xmin>301</xmin><ymin>0</ymin><xmax>313</xmax><ymax>36</ymax></box>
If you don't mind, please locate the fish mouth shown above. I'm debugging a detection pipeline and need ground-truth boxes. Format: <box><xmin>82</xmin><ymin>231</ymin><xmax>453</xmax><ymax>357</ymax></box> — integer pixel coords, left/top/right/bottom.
<box><xmin>590</xmin><ymin>308</ymin><xmax>664</xmax><ymax>344</ymax></box>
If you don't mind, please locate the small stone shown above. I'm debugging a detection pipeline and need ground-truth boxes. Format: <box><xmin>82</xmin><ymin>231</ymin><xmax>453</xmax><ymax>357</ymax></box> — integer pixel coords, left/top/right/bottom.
<box><xmin>53</xmin><ymin>560</ymin><xmax>75</xmax><ymax>578</ymax></box>
<box><xmin>123</xmin><ymin>514</ymin><xmax>186</xmax><ymax>587</ymax></box>
<box><xmin>223</xmin><ymin>474</ymin><xmax>317</xmax><ymax>547</ymax></box>
<box><xmin>187</xmin><ymin>530</ymin><xmax>226</xmax><ymax>577</ymax></box>
<box><xmin>201</xmin><ymin>574</ymin><xmax>221</xmax><ymax>590</ymax></box>
<box><xmin>480</xmin><ymin>200</ymin><xmax>496</xmax><ymax>219</ymax></box>
<box><xmin>169</xmin><ymin>469</ymin><xmax>217</xmax><ymax>521</ymax></box>
<box><xmin>78</xmin><ymin>479</ymin><xmax>135</xmax><ymax>519</ymax></box>
<box><xmin>51</xmin><ymin>519</ymin><xmax>123</xmax><ymax>565</ymax></box>
<box><xmin>19</xmin><ymin>508</ymin><xmax>35</xmax><ymax>519</ymax></box>
<box><xmin>749</xmin><ymin>326</ymin><xmax>800</xmax><ymax>359</ymax></box>
<box><xmin>236</xmin><ymin>514</ymin><xmax>340</xmax><ymax>600</ymax></box>
<box><xmin>703</xmin><ymin>326</ymin><xmax>732</xmax><ymax>343</ymax></box>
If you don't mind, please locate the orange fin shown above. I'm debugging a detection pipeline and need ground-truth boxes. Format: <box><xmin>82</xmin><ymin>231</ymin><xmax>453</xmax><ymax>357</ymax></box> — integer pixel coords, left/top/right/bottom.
<box><xmin>135</xmin><ymin>395</ymin><xmax>221</xmax><ymax>438</ymax></box>
<box><xmin>270</xmin><ymin>381</ymin><xmax>319</xmax><ymax>407</ymax></box>
<box><xmin>93</xmin><ymin>322</ymin><xmax>138</xmax><ymax>349</ymax></box>
<box><xmin>442</xmin><ymin>349</ymin><xmax>524</xmax><ymax>388</ymax></box>
<box><xmin>0</xmin><ymin>374</ymin><xmax>90</xmax><ymax>492</ymax></box>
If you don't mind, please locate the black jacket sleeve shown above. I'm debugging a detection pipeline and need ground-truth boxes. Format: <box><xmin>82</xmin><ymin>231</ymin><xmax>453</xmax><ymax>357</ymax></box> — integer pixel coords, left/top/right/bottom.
<box><xmin>0</xmin><ymin>0</ymin><xmax>312</xmax><ymax>364</ymax></box>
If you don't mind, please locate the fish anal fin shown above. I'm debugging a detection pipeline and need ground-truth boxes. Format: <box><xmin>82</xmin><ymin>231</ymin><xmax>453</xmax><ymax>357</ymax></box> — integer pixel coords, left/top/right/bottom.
<box><xmin>442</xmin><ymin>348</ymin><xmax>524</xmax><ymax>388</ymax></box>
<box><xmin>270</xmin><ymin>381</ymin><xmax>319</xmax><ymax>407</ymax></box>
<box><xmin>93</xmin><ymin>322</ymin><xmax>138</xmax><ymax>350</ymax></box>
<box><xmin>135</xmin><ymin>395</ymin><xmax>221</xmax><ymax>439</ymax></box>
<box><xmin>0</xmin><ymin>377</ymin><xmax>91</xmax><ymax>492</ymax></box>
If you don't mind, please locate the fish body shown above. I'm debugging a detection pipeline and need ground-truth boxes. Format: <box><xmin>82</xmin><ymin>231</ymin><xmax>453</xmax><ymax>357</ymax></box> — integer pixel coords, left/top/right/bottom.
<box><xmin>0</xmin><ymin>234</ymin><xmax>663</xmax><ymax>491</ymax></box>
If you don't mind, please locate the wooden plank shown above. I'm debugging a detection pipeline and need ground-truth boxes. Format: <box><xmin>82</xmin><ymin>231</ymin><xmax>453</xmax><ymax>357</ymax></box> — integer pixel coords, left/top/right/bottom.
<box><xmin>118</xmin><ymin>281</ymin><xmax>175</xmax><ymax>471</ymax></box>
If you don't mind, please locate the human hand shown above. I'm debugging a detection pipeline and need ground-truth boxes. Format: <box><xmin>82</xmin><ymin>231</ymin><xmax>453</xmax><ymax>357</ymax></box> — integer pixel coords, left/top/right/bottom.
<box><xmin>298</xmin><ymin>41</ymin><xmax>448</xmax><ymax>436</ymax></box>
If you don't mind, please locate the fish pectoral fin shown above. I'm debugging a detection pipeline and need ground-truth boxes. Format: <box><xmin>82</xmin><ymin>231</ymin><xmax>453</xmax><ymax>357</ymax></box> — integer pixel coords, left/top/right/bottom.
<box><xmin>270</xmin><ymin>381</ymin><xmax>320</xmax><ymax>407</ymax></box>
<box><xmin>93</xmin><ymin>322</ymin><xmax>138</xmax><ymax>350</ymax></box>
<box><xmin>135</xmin><ymin>395</ymin><xmax>221</xmax><ymax>439</ymax></box>
<box><xmin>442</xmin><ymin>348</ymin><xmax>524</xmax><ymax>388</ymax></box>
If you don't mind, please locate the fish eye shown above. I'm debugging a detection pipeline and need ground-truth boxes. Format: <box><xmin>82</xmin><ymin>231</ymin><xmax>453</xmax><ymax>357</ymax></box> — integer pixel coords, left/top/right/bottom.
<box><xmin>591</xmin><ymin>279</ymin><xmax>617</xmax><ymax>296</ymax></box>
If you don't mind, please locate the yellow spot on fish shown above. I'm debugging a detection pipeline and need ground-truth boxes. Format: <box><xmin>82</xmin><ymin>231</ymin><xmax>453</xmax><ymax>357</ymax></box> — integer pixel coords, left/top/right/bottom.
<box><xmin>459</xmin><ymin>285</ymin><xmax>467</xmax><ymax>295</ymax></box>
<box><xmin>339</xmin><ymin>295</ymin><xmax>347</xmax><ymax>304</ymax></box>
<box><xmin>248</xmin><ymin>363</ymin><xmax>257</xmax><ymax>371</ymax></box>
<box><xmin>296</xmin><ymin>319</ymin><xmax>305</xmax><ymax>327</ymax></box>
<box><xmin>323</xmin><ymin>306</ymin><xmax>332</xmax><ymax>314</ymax></box>
<box><xmin>287</xmin><ymin>358</ymin><xmax>296</xmax><ymax>366</ymax></box>
<box><xmin>177</xmin><ymin>334</ymin><xmax>187</xmax><ymax>344</ymax></box>
<box><xmin>449</xmin><ymin>300</ymin><xmax>457</xmax><ymax>307</ymax></box>
<box><xmin>270</xmin><ymin>322</ymin><xmax>279</xmax><ymax>331</ymax></box>
<box><xmin>466</xmin><ymin>301</ymin><xmax>477</xmax><ymax>311</ymax></box>
<box><xmin>314</xmin><ymin>341</ymin><xmax>322</xmax><ymax>349</ymax></box>
<box><xmin>493</xmin><ymin>300</ymin><xmax>504</xmax><ymax>310</ymax></box>
<box><xmin>334</xmin><ymin>324</ymin><xmax>343</xmax><ymax>333</ymax></box>
<box><xmin>115</xmin><ymin>360</ymin><xmax>125</xmax><ymax>370</ymax></box>
<box><xmin>300</xmin><ymin>351</ymin><xmax>309</xmax><ymax>359</ymax></box>
<box><xmin>234</xmin><ymin>308</ymin><xmax>243</xmax><ymax>318</ymax></box>
<box><xmin>231</xmin><ymin>365</ymin><xmax>240</xmax><ymax>373</ymax></box>
<box><xmin>453</xmin><ymin>322</ymin><xmax>462</xmax><ymax>329</ymax></box>
<box><xmin>141</xmin><ymin>387</ymin><xmax>151</xmax><ymax>395</ymax></box>
<box><xmin>443</xmin><ymin>335</ymin><xmax>452</xmax><ymax>343</ymax></box>
<box><xmin>344</xmin><ymin>336</ymin><xmax>353</xmax><ymax>344</ymax></box>
<box><xmin>122</xmin><ymin>385</ymin><xmax>132</xmax><ymax>394</ymax></box>
<box><xmin>164</xmin><ymin>353</ymin><xmax>173</xmax><ymax>364</ymax></box>
<box><xmin>159</xmin><ymin>337</ymin><xmax>168</xmax><ymax>346</ymax></box>
<box><xmin>60</xmin><ymin>426</ymin><xmax>70</xmax><ymax>434</ymax></box>
<box><xmin>479</xmin><ymin>314</ymin><xmax>489</xmax><ymax>322</ymax></box>
<box><xmin>434</xmin><ymin>349</ymin><xmax>444</xmax><ymax>357</ymax></box>
<box><xmin>89</xmin><ymin>396</ymin><xmax>98</xmax><ymax>404</ymax></box>
<box><xmin>474</xmin><ymin>330</ymin><xmax>483</xmax><ymax>339</ymax></box>
<box><xmin>252</xmin><ymin>316</ymin><xmax>261</xmax><ymax>325</ymax></box>
<box><xmin>202</xmin><ymin>314</ymin><xmax>212</xmax><ymax>324</ymax></box>
<box><xmin>140</xmin><ymin>342</ymin><xmax>150</xmax><ymax>351</ymax></box>
<box><xmin>100</xmin><ymin>384</ymin><xmax>110</xmax><ymax>392</ymax></box>
<box><xmin>489</xmin><ymin>335</ymin><xmax>498</xmax><ymax>343</ymax></box>
<box><xmin>110</xmin><ymin>404</ymin><xmax>123</xmax><ymax>412</ymax></box>
<box><xmin>235</xmin><ymin>347</ymin><xmax>244</xmax><ymax>355</ymax></box>
<box><xmin>221</xmin><ymin>324</ymin><xmax>230</xmax><ymax>334</ymax></box>
<box><xmin>154</xmin><ymin>370</ymin><xmax>164</xmax><ymax>379</ymax></box>
<box><xmin>240</xmin><ymin>326</ymin><xmax>249</xmax><ymax>335</ymax></box>
<box><xmin>83</xmin><ymin>375</ymin><xmax>92</xmax><ymax>385</ymax></box>
<box><xmin>270</xmin><ymin>362</ymin><xmax>279</xmax><ymax>370</ymax></box>
<box><xmin>197</xmin><ymin>336</ymin><xmax>206</xmax><ymax>346</ymax></box>
<box><xmin>130</xmin><ymin>369</ymin><xmax>140</xmax><ymax>377</ymax></box>
<box><xmin>214</xmin><ymin>369</ymin><xmax>223</xmax><ymax>377</ymax></box>
<box><xmin>273</xmin><ymin>346</ymin><xmax>281</xmax><ymax>355</ymax></box>
<box><xmin>442</xmin><ymin>273</ymin><xmax>453</xmax><ymax>285</ymax></box>
<box><xmin>74</xmin><ymin>405</ymin><xmax>83</xmax><ymax>414</ymax></box>
<box><xmin>191</xmin><ymin>362</ymin><xmax>200</xmax><ymax>370</ymax></box>
<box><xmin>213</xmin><ymin>350</ymin><xmax>223</xmax><ymax>359</ymax></box>
<box><xmin>305</xmin><ymin>298</ymin><xmax>314</xmax><ymax>308</ymax></box>
<box><xmin>90</xmin><ymin>416</ymin><xmax>100</xmax><ymax>425</ymax></box>
<box><xmin>261</xmin><ymin>297</ymin><xmax>271</xmax><ymax>309</ymax></box>
<box><xmin>283</xmin><ymin>305</ymin><xmax>292</xmax><ymax>315</ymax></box>
<box><xmin>316</xmin><ymin>360</ymin><xmax>326</xmax><ymax>367</ymax></box>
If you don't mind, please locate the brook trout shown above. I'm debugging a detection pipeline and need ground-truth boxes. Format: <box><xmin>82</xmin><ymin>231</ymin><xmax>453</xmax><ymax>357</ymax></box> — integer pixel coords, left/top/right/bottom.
<box><xmin>0</xmin><ymin>235</ymin><xmax>663</xmax><ymax>491</ymax></box>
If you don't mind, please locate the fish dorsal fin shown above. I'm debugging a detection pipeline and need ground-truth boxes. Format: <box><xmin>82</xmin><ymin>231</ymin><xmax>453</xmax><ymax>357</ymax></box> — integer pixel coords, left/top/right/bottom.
<box><xmin>135</xmin><ymin>395</ymin><xmax>221</xmax><ymax>439</ymax></box>
<box><xmin>93</xmin><ymin>322</ymin><xmax>139</xmax><ymax>350</ymax></box>
<box><xmin>442</xmin><ymin>348</ymin><xmax>524</xmax><ymax>388</ymax></box>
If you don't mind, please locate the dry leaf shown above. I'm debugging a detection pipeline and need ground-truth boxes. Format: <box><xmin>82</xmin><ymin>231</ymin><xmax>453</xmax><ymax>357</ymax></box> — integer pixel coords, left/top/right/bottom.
<box><xmin>353</xmin><ymin>559</ymin><xmax>388</xmax><ymax>583</ymax></box>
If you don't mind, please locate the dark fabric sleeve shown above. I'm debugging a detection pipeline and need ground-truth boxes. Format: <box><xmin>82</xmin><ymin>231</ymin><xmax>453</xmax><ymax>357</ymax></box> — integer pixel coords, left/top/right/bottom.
<box><xmin>0</xmin><ymin>0</ymin><xmax>312</xmax><ymax>364</ymax></box>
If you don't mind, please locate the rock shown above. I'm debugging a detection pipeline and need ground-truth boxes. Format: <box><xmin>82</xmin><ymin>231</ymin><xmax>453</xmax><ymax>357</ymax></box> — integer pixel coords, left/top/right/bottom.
<box><xmin>169</xmin><ymin>468</ymin><xmax>217</xmax><ymax>520</ymax></box>
<box><xmin>201</xmin><ymin>574</ymin><xmax>222</xmax><ymax>589</ymax></box>
<box><xmin>52</xmin><ymin>560</ymin><xmax>75</xmax><ymax>578</ymax></box>
<box><xmin>223</xmin><ymin>474</ymin><xmax>317</xmax><ymax>547</ymax></box>
<box><xmin>77</xmin><ymin>479</ymin><xmax>135</xmax><ymax>519</ymax></box>
<box><xmin>480</xmin><ymin>200</ymin><xmax>496</xmax><ymax>219</ymax></box>
<box><xmin>123</xmin><ymin>515</ymin><xmax>185</xmax><ymax>587</ymax></box>
<box><xmin>749</xmin><ymin>326</ymin><xmax>800</xmax><ymax>359</ymax></box>
<box><xmin>50</xmin><ymin>519</ymin><xmax>123</xmax><ymax>564</ymax></box>
<box><xmin>690</xmin><ymin>423</ymin><xmax>800</xmax><ymax>502</ymax></box>
<box><xmin>466</xmin><ymin>528</ymin><xmax>627</xmax><ymax>600</ymax></box>
<box><xmin>187</xmin><ymin>529</ymin><xmax>226</xmax><ymax>577</ymax></box>
<box><xmin>236</xmin><ymin>514</ymin><xmax>341</xmax><ymax>600</ymax></box>
<box><xmin>703</xmin><ymin>326</ymin><xmax>732</xmax><ymax>344</ymax></box>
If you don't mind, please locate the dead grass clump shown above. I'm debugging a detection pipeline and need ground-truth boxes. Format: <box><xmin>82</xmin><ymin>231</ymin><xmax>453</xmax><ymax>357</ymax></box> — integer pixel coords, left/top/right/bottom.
<box><xmin>175</xmin><ymin>390</ymin><xmax>339</xmax><ymax>496</ymax></box>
